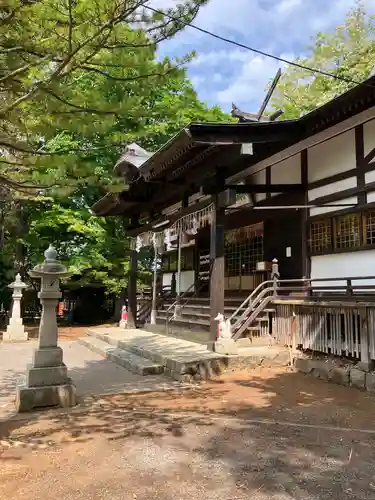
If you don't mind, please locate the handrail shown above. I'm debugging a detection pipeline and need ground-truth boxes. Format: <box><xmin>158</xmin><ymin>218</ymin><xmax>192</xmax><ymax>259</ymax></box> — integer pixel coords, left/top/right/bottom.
<box><xmin>165</xmin><ymin>278</ymin><xmax>210</xmax><ymax>331</ymax></box>
<box><xmin>230</xmin><ymin>273</ymin><xmax>375</xmax><ymax>340</ymax></box>
<box><xmin>164</xmin><ymin>280</ymin><xmax>197</xmax><ymax>315</ymax></box>
<box><xmin>232</xmin><ymin>287</ymin><xmax>275</xmax><ymax>340</ymax></box>
<box><xmin>228</xmin><ymin>280</ymin><xmax>273</xmax><ymax>323</ymax></box>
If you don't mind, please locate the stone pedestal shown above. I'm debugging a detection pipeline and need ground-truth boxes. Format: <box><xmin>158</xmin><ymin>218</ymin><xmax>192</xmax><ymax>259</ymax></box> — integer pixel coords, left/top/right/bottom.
<box><xmin>16</xmin><ymin>245</ymin><xmax>76</xmax><ymax>412</ymax></box>
<box><xmin>213</xmin><ymin>338</ymin><xmax>238</xmax><ymax>355</ymax></box>
<box><xmin>3</xmin><ymin>274</ymin><xmax>28</xmax><ymax>342</ymax></box>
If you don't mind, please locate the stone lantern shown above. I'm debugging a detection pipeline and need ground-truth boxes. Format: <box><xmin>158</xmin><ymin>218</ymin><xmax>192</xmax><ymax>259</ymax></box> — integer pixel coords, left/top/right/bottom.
<box><xmin>16</xmin><ymin>245</ymin><xmax>76</xmax><ymax>412</ymax></box>
<box><xmin>3</xmin><ymin>273</ymin><xmax>28</xmax><ymax>342</ymax></box>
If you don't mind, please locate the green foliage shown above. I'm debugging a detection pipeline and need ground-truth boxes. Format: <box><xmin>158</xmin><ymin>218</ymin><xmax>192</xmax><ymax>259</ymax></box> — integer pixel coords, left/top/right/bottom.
<box><xmin>1</xmin><ymin>0</ymin><xmax>210</xmax><ymax>192</ymax></box>
<box><xmin>0</xmin><ymin>0</ymin><xmax>231</xmax><ymax>298</ymax></box>
<box><xmin>271</xmin><ymin>1</ymin><xmax>375</xmax><ymax>118</ymax></box>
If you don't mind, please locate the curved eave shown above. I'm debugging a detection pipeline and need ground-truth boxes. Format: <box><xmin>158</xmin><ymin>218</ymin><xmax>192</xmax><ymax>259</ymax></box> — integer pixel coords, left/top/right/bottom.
<box><xmin>137</xmin><ymin>128</ymin><xmax>193</xmax><ymax>181</ymax></box>
<box><xmin>90</xmin><ymin>192</ymin><xmax>136</xmax><ymax>217</ymax></box>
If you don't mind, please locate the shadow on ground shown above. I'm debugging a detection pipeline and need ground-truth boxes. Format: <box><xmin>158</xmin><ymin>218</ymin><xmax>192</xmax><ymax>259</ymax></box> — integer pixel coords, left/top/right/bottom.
<box><xmin>1</xmin><ymin>359</ymin><xmax>375</xmax><ymax>498</ymax></box>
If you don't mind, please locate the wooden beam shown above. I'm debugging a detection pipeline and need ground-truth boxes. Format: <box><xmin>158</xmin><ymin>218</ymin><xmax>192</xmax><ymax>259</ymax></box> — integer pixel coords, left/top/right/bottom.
<box><xmin>127</xmin><ymin>216</ymin><xmax>138</xmax><ymax>328</ymax></box>
<box><xmin>209</xmin><ymin>197</ymin><xmax>225</xmax><ymax>343</ymax></box>
<box><xmin>300</xmin><ymin>150</ymin><xmax>309</xmax><ymax>279</ymax></box>
<box><xmin>127</xmin><ymin>199</ymin><xmax>212</xmax><ymax>237</ymax></box>
<box><xmin>356</xmin><ymin>125</ymin><xmax>366</xmax><ymax>206</ymax></box>
<box><xmin>203</xmin><ymin>183</ymin><xmax>302</xmax><ymax>195</ymax></box>
<box><xmin>227</xmin><ymin>105</ymin><xmax>375</xmax><ymax>184</ymax></box>
<box><xmin>189</xmin><ymin>122</ymin><xmax>301</xmax><ymax>145</ymax></box>
<box><xmin>135</xmin><ymin>146</ymin><xmax>239</xmax><ymax>217</ymax></box>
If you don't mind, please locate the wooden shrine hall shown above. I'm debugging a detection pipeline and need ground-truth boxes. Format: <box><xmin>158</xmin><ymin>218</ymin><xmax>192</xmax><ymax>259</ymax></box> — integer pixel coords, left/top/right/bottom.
<box><xmin>92</xmin><ymin>74</ymin><xmax>375</xmax><ymax>360</ymax></box>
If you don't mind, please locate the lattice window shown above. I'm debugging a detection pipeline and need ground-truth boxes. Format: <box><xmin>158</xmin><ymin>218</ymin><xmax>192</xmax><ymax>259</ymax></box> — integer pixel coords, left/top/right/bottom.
<box><xmin>225</xmin><ymin>223</ymin><xmax>264</xmax><ymax>276</ymax></box>
<box><xmin>162</xmin><ymin>247</ymin><xmax>195</xmax><ymax>272</ymax></box>
<box><xmin>364</xmin><ymin>211</ymin><xmax>375</xmax><ymax>245</ymax></box>
<box><xmin>162</xmin><ymin>255</ymin><xmax>169</xmax><ymax>272</ymax></box>
<box><xmin>180</xmin><ymin>247</ymin><xmax>195</xmax><ymax>271</ymax></box>
<box><xmin>169</xmin><ymin>251</ymin><xmax>177</xmax><ymax>271</ymax></box>
<box><xmin>334</xmin><ymin>213</ymin><xmax>361</xmax><ymax>250</ymax></box>
<box><xmin>308</xmin><ymin>219</ymin><xmax>332</xmax><ymax>254</ymax></box>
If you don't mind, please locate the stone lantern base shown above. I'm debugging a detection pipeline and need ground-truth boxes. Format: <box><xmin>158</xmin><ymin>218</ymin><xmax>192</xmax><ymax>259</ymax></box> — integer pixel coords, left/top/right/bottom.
<box><xmin>16</xmin><ymin>346</ymin><xmax>76</xmax><ymax>412</ymax></box>
<box><xmin>3</xmin><ymin>318</ymin><xmax>28</xmax><ymax>342</ymax></box>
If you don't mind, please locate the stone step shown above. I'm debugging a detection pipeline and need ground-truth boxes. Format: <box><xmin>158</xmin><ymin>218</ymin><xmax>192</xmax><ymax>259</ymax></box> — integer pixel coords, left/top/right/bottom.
<box><xmin>78</xmin><ymin>336</ymin><xmax>164</xmax><ymax>376</ymax></box>
<box><xmin>86</xmin><ymin>327</ymin><xmax>226</xmax><ymax>381</ymax></box>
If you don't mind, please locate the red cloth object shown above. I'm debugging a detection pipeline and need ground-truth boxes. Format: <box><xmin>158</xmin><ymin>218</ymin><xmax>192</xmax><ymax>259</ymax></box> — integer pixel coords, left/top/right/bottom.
<box><xmin>121</xmin><ymin>310</ymin><xmax>128</xmax><ymax>321</ymax></box>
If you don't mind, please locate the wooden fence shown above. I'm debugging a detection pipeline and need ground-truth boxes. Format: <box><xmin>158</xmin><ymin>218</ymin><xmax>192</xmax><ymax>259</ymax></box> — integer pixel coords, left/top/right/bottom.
<box><xmin>271</xmin><ymin>301</ymin><xmax>375</xmax><ymax>363</ymax></box>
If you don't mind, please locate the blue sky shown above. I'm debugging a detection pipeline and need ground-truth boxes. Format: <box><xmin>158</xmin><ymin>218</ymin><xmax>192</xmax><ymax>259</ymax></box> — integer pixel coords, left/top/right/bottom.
<box><xmin>153</xmin><ymin>0</ymin><xmax>375</xmax><ymax>114</ymax></box>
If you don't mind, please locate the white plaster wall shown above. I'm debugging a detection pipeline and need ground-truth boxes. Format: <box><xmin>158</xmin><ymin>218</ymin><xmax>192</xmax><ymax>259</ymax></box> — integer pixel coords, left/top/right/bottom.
<box><xmin>364</xmin><ymin>119</ymin><xmax>375</xmax><ymax>158</ymax></box>
<box><xmin>311</xmin><ymin>251</ymin><xmax>375</xmax><ymax>287</ymax></box>
<box><xmin>309</xmin><ymin>196</ymin><xmax>358</xmax><ymax>217</ymax></box>
<box><xmin>162</xmin><ymin>270</ymin><xmax>195</xmax><ymax>293</ymax></box>
<box><xmin>249</xmin><ymin>169</ymin><xmax>267</xmax><ymax>203</ymax></box>
<box><xmin>162</xmin><ymin>272</ymin><xmax>173</xmax><ymax>290</ymax></box>
<box><xmin>367</xmin><ymin>190</ymin><xmax>375</xmax><ymax>203</ymax></box>
<box><xmin>271</xmin><ymin>154</ymin><xmax>301</xmax><ymax>184</ymax></box>
<box><xmin>365</xmin><ymin>170</ymin><xmax>375</xmax><ymax>184</ymax></box>
<box><xmin>307</xmin><ymin>130</ymin><xmax>355</xmax><ymax>183</ymax></box>
<box><xmin>180</xmin><ymin>270</ymin><xmax>195</xmax><ymax>292</ymax></box>
<box><xmin>308</xmin><ymin>177</ymin><xmax>357</xmax><ymax>202</ymax></box>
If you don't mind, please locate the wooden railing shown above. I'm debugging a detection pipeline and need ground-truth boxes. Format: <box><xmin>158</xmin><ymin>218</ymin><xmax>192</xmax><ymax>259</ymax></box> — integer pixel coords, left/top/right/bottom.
<box><xmin>165</xmin><ymin>277</ymin><xmax>210</xmax><ymax>332</ymax></box>
<box><xmin>230</xmin><ymin>259</ymin><xmax>375</xmax><ymax>363</ymax></box>
<box><xmin>136</xmin><ymin>284</ymin><xmax>171</xmax><ymax>326</ymax></box>
<box><xmin>272</xmin><ymin>302</ymin><xmax>375</xmax><ymax>363</ymax></box>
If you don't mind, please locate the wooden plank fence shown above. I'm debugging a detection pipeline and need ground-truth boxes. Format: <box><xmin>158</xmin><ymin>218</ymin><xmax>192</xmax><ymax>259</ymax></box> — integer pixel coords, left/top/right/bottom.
<box><xmin>271</xmin><ymin>302</ymin><xmax>375</xmax><ymax>363</ymax></box>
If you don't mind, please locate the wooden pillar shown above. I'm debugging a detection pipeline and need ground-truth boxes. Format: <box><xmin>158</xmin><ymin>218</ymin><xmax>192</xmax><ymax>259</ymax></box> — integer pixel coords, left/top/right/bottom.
<box><xmin>209</xmin><ymin>196</ymin><xmax>225</xmax><ymax>342</ymax></box>
<box><xmin>301</xmin><ymin>150</ymin><xmax>310</xmax><ymax>282</ymax></box>
<box><xmin>128</xmin><ymin>248</ymin><xmax>138</xmax><ymax>329</ymax></box>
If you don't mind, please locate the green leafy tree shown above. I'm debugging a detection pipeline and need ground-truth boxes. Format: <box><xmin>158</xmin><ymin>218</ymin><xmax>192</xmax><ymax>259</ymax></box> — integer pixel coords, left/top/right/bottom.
<box><xmin>0</xmin><ymin>2</ymin><xmax>231</xmax><ymax>305</ymax></box>
<box><xmin>272</xmin><ymin>1</ymin><xmax>375</xmax><ymax>118</ymax></box>
<box><xmin>1</xmin><ymin>0</ymin><xmax>210</xmax><ymax>192</ymax></box>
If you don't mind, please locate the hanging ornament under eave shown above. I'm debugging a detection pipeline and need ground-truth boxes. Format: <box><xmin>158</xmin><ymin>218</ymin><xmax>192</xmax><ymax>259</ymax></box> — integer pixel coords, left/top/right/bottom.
<box><xmin>180</xmin><ymin>231</ymin><xmax>189</xmax><ymax>245</ymax></box>
<box><xmin>186</xmin><ymin>215</ymin><xmax>198</xmax><ymax>235</ymax></box>
<box><xmin>164</xmin><ymin>228</ymin><xmax>173</xmax><ymax>251</ymax></box>
<box><xmin>135</xmin><ymin>235</ymin><xmax>142</xmax><ymax>253</ymax></box>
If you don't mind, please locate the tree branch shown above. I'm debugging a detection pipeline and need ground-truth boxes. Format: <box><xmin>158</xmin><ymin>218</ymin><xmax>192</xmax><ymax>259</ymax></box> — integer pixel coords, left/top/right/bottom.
<box><xmin>79</xmin><ymin>63</ymin><xmax>182</xmax><ymax>82</ymax></box>
<box><xmin>42</xmin><ymin>88</ymin><xmax>120</xmax><ymax>117</ymax></box>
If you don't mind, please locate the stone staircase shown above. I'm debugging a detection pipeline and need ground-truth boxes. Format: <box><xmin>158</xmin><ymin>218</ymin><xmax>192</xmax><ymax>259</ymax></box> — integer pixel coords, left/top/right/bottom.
<box><xmin>78</xmin><ymin>327</ymin><xmax>289</xmax><ymax>382</ymax></box>
<box><xmin>155</xmin><ymin>295</ymin><xmax>274</xmax><ymax>344</ymax></box>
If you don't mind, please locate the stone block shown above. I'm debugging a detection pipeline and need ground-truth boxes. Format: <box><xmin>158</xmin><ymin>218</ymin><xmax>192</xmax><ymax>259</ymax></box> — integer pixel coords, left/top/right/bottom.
<box><xmin>329</xmin><ymin>366</ymin><xmax>349</xmax><ymax>386</ymax></box>
<box><xmin>2</xmin><ymin>323</ymin><xmax>28</xmax><ymax>342</ymax></box>
<box><xmin>350</xmin><ymin>368</ymin><xmax>366</xmax><ymax>390</ymax></box>
<box><xmin>32</xmin><ymin>347</ymin><xmax>63</xmax><ymax>368</ymax></box>
<box><xmin>365</xmin><ymin>372</ymin><xmax>375</xmax><ymax>393</ymax></box>
<box><xmin>357</xmin><ymin>361</ymin><xmax>375</xmax><ymax>372</ymax></box>
<box><xmin>16</xmin><ymin>382</ymin><xmax>76</xmax><ymax>412</ymax></box>
<box><xmin>26</xmin><ymin>364</ymin><xmax>69</xmax><ymax>387</ymax></box>
<box><xmin>311</xmin><ymin>360</ymin><xmax>331</xmax><ymax>380</ymax></box>
<box><xmin>294</xmin><ymin>358</ymin><xmax>313</xmax><ymax>374</ymax></box>
<box><xmin>214</xmin><ymin>339</ymin><xmax>238</xmax><ymax>355</ymax></box>
<box><xmin>236</xmin><ymin>338</ymin><xmax>251</xmax><ymax>347</ymax></box>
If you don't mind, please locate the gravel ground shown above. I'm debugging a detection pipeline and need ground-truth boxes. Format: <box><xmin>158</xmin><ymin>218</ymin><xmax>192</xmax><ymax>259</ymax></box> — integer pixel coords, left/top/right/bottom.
<box><xmin>1</xmin><ymin>366</ymin><xmax>375</xmax><ymax>499</ymax></box>
<box><xmin>0</xmin><ymin>337</ymin><xmax>183</xmax><ymax>416</ymax></box>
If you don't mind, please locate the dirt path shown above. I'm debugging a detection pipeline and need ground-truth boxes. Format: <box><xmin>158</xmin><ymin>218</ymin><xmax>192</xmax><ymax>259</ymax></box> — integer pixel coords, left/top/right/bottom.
<box><xmin>22</xmin><ymin>324</ymin><xmax>104</xmax><ymax>341</ymax></box>
<box><xmin>1</xmin><ymin>367</ymin><xmax>375</xmax><ymax>499</ymax></box>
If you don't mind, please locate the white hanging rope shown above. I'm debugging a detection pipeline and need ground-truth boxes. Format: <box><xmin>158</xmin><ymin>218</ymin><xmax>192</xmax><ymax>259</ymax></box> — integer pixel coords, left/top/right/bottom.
<box><xmin>131</xmin><ymin>203</ymin><xmax>214</xmax><ymax>251</ymax></box>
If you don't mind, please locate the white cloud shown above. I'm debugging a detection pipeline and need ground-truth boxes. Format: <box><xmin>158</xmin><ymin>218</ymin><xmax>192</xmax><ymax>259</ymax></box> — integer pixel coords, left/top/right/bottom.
<box><xmin>275</xmin><ymin>0</ymin><xmax>302</xmax><ymax>15</ymax></box>
<box><xmin>216</xmin><ymin>53</ymin><xmax>295</xmax><ymax>110</ymax></box>
<box><xmin>157</xmin><ymin>0</ymin><xmax>375</xmax><ymax>109</ymax></box>
<box><xmin>190</xmin><ymin>48</ymin><xmax>248</xmax><ymax>67</ymax></box>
